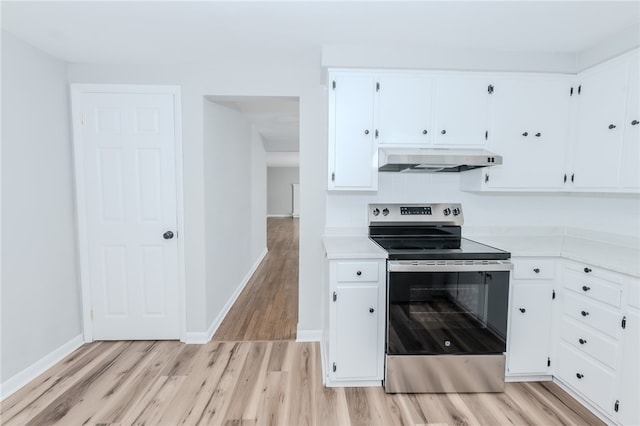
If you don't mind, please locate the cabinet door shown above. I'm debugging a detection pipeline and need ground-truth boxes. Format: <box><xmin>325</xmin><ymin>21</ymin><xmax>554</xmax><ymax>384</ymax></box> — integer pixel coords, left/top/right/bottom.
<box><xmin>328</xmin><ymin>73</ymin><xmax>377</xmax><ymax>190</ymax></box>
<box><xmin>377</xmin><ymin>75</ymin><xmax>433</xmax><ymax>145</ymax></box>
<box><xmin>507</xmin><ymin>283</ymin><xmax>553</xmax><ymax>374</ymax></box>
<box><xmin>433</xmin><ymin>76</ymin><xmax>492</xmax><ymax>146</ymax></box>
<box><xmin>621</xmin><ymin>52</ymin><xmax>640</xmax><ymax>191</ymax></box>
<box><xmin>617</xmin><ymin>310</ymin><xmax>639</xmax><ymax>425</ymax></box>
<box><xmin>487</xmin><ymin>76</ymin><xmax>570</xmax><ymax>189</ymax></box>
<box><xmin>572</xmin><ymin>58</ymin><xmax>628</xmax><ymax>189</ymax></box>
<box><xmin>332</xmin><ymin>284</ymin><xmax>380</xmax><ymax>380</ymax></box>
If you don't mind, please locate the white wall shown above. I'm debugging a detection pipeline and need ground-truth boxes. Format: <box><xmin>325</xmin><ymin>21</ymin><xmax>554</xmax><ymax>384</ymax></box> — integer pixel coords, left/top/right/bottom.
<box><xmin>1</xmin><ymin>32</ymin><xmax>82</xmax><ymax>383</ymax></box>
<box><xmin>326</xmin><ymin>173</ymin><xmax>640</xmax><ymax>241</ymax></box>
<box><xmin>202</xmin><ymin>100</ymin><xmax>267</xmax><ymax>329</ymax></box>
<box><xmin>267</xmin><ymin>167</ymin><xmax>299</xmax><ymax>217</ymax></box>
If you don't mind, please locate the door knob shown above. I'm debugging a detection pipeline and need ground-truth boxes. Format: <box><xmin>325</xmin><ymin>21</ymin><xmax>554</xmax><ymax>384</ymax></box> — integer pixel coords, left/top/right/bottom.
<box><xmin>163</xmin><ymin>231</ymin><xmax>174</xmax><ymax>240</ymax></box>
<box><xmin>522</xmin><ymin>132</ymin><xmax>528</xmax><ymax>137</ymax></box>
<box><xmin>519</xmin><ymin>308</ymin><xmax>526</xmax><ymax>313</ymax></box>
<box><xmin>608</xmin><ymin>124</ymin><xmax>617</xmax><ymax>129</ymax></box>
<box><xmin>369</xmin><ymin>308</ymin><xmax>375</xmax><ymax>313</ymax></box>
<box><xmin>632</xmin><ymin>120</ymin><xmax>639</xmax><ymax>126</ymax></box>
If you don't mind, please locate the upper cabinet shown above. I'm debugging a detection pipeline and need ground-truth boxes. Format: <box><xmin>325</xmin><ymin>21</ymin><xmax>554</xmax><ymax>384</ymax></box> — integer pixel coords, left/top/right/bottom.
<box><xmin>569</xmin><ymin>55</ymin><xmax>630</xmax><ymax>190</ymax></box>
<box><xmin>473</xmin><ymin>75</ymin><xmax>572</xmax><ymax>190</ymax></box>
<box><xmin>377</xmin><ymin>74</ymin><xmax>434</xmax><ymax>145</ymax></box>
<box><xmin>376</xmin><ymin>73</ymin><xmax>491</xmax><ymax>147</ymax></box>
<box><xmin>328</xmin><ymin>50</ymin><xmax>639</xmax><ymax>193</ymax></box>
<box><xmin>432</xmin><ymin>75</ymin><xmax>492</xmax><ymax>147</ymax></box>
<box><xmin>328</xmin><ymin>72</ymin><xmax>378</xmax><ymax>191</ymax></box>
<box><xmin>620</xmin><ymin>51</ymin><xmax>640</xmax><ymax>191</ymax></box>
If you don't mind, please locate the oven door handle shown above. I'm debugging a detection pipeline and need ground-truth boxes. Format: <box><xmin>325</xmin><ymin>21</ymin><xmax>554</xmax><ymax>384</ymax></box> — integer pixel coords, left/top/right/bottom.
<box><xmin>388</xmin><ymin>260</ymin><xmax>513</xmax><ymax>272</ymax></box>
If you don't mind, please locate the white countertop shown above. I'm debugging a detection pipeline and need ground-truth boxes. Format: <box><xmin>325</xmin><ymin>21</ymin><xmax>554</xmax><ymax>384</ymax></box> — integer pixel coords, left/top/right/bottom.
<box><xmin>324</xmin><ymin>227</ymin><xmax>639</xmax><ymax>277</ymax></box>
<box><xmin>323</xmin><ymin>236</ymin><xmax>388</xmax><ymax>260</ymax></box>
<box><xmin>468</xmin><ymin>234</ymin><xmax>639</xmax><ymax>278</ymax></box>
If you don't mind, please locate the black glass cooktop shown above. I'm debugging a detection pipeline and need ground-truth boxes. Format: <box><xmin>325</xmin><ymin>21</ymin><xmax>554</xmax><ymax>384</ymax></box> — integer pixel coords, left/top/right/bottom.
<box><xmin>369</xmin><ymin>225</ymin><xmax>510</xmax><ymax>260</ymax></box>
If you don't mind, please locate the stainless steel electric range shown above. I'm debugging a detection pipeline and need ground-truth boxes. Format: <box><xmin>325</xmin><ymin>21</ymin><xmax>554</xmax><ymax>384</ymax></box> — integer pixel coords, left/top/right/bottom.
<box><xmin>368</xmin><ymin>203</ymin><xmax>512</xmax><ymax>394</ymax></box>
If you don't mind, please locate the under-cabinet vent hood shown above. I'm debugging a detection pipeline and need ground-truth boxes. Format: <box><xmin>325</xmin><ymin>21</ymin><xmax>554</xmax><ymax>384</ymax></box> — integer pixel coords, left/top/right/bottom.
<box><xmin>379</xmin><ymin>148</ymin><xmax>502</xmax><ymax>173</ymax></box>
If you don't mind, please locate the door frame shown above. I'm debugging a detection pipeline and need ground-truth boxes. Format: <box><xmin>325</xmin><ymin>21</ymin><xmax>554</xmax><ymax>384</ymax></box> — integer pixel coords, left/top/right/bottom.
<box><xmin>70</xmin><ymin>84</ymin><xmax>187</xmax><ymax>342</ymax></box>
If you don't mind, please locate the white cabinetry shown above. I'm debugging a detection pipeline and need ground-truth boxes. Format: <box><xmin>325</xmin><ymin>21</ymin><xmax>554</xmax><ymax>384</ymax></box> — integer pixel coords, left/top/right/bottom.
<box><xmin>325</xmin><ymin>259</ymin><xmax>386</xmax><ymax>386</ymax></box>
<box><xmin>328</xmin><ymin>72</ymin><xmax>378</xmax><ymax>191</ymax></box>
<box><xmin>478</xmin><ymin>75</ymin><xmax>572</xmax><ymax>190</ymax></box>
<box><xmin>432</xmin><ymin>75</ymin><xmax>493</xmax><ymax>147</ymax></box>
<box><xmin>377</xmin><ymin>74</ymin><xmax>433</xmax><ymax>145</ymax></box>
<box><xmin>617</xmin><ymin>277</ymin><xmax>640</xmax><ymax>426</ymax></box>
<box><xmin>620</xmin><ymin>51</ymin><xmax>640</xmax><ymax>191</ymax></box>
<box><xmin>556</xmin><ymin>262</ymin><xmax>625</xmax><ymax>419</ymax></box>
<box><xmin>507</xmin><ymin>258</ymin><xmax>556</xmax><ymax>376</ymax></box>
<box><xmin>570</xmin><ymin>56</ymin><xmax>629</xmax><ymax>190</ymax></box>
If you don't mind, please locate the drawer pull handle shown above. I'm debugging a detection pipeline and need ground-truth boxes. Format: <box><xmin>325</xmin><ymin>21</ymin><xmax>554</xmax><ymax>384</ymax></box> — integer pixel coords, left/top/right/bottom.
<box><xmin>576</xmin><ymin>373</ymin><xmax>584</xmax><ymax>379</ymax></box>
<box><xmin>582</xmin><ymin>285</ymin><xmax>591</xmax><ymax>292</ymax></box>
<box><xmin>519</xmin><ymin>308</ymin><xmax>526</xmax><ymax>313</ymax></box>
<box><xmin>579</xmin><ymin>338</ymin><xmax>587</xmax><ymax>345</ymax></box>
<box><xmin>584</xmin><ymin>267</ymin><xmax>592</xmax><ymax>273</ymax></box>
<box><xmin>581</xmin><ymin>310</ymin><xmax>590</xmax><ymax>317</ymax></box>
<box><xmin>533</xmin><ymin>268</ymin><xmax>540</xmax><ymax>273</ymax></box>
<box><xmin>356</xmin><ymin>271</ymin><xmax>362</xmax><ymax>276</ymax></box>
<box><xmin>369</xmin><ymin>308</ymin><xmax>375</xmax><ymax>313</ymax></box>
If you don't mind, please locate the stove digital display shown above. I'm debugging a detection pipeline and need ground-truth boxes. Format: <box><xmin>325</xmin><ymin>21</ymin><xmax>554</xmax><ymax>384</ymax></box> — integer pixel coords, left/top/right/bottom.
<box><xmin>401</xmin><ymin>206</ymin><xmax>432</xmax><ymax>215</ymax></box>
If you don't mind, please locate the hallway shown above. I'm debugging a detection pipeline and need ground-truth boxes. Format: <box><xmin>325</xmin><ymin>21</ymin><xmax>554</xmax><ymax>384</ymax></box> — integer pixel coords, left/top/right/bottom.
<box><xmin>213</xmin><ymin>217</ymin><xmax>299</xmax><ymax>341</ymax></box>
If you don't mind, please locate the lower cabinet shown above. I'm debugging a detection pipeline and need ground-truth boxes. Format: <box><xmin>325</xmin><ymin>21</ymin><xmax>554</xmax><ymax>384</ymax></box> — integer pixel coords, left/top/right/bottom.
<box><xmin>617</xmin><ymin>287</ymin><xmax>639</xmax><ymax>426</ymax></box>
<box><xmin>324</xmin><ymin>258</ymin><xmax>385</xmax><ymax>386</ymax></box>
<box><xmin>506</xmin><ymin>258</ymin><xmax>556</xmax><ymax>376</ymax></box>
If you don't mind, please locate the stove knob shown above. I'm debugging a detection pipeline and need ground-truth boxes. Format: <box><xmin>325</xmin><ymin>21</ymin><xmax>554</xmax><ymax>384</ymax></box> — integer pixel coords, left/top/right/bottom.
<box><xmin>443</xmin><ymin>208</ymin><xmax>451</xmax><ymax>216</ymax></box>
<box><xmin>452</xmin><ymin>208</ymin><xmax>460</xmax><ymax>216</ymax></box>
<box><xmin>372</xmin><ymin>208</ymin><xmax>380</xmax><ymax>216</ymax></box>
<box><xmin>382</xmin><ymin>208</ymin><xmax>390</xmax><ymax>216</ymax></box>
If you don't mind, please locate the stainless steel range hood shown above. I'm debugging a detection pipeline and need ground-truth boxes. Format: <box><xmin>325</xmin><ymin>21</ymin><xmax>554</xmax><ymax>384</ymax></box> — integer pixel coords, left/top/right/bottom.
<box><xmin>379</xmin><ymin>148</ymin><xmax>502</xmax><ymax>172</ymax></box>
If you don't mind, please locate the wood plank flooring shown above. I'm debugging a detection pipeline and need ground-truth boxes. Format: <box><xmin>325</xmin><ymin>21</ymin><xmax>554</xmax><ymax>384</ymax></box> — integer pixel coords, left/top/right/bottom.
<box><xmin>1</xmin><ymin>216</ymin><xmax>606</xmax><ymax>425</ymax></box>
<box><xmin>1</xmin><ymin>340</ymin><xmax>604</xmax><ymax>425</ymax></box>
<box><xmin>213</xmin><ymin>217</ymin><xmax>299</xmax><ymax>341</ymax></box>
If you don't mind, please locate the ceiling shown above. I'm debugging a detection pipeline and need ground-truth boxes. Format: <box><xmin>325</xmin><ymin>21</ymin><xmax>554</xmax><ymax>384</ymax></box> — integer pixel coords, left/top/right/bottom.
<box><xmin>2</xmin><ymin>1</ymin><xmax>639</xmax><ymax>155</ymax></box>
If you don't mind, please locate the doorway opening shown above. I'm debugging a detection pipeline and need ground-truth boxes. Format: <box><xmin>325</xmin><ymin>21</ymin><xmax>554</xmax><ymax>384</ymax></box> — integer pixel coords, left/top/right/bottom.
<box><xmin>206</xmin><ymin>96</ymin><xmax>300</xmax><ymax>341</ymax></box>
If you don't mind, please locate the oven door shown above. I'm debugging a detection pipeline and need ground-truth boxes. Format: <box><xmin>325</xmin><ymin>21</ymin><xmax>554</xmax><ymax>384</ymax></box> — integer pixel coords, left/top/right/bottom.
<box><xmin>386</xmin><ymin>260</ymin><xmax>512</xmax><ymax>356</ymax></box>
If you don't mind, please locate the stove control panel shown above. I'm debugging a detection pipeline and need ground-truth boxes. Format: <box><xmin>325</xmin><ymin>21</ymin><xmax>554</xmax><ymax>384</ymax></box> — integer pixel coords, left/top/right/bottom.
<box><xmin>369</xmin><ymin>203</ymin><xmax>463</xmax><ymax>226</ymax></box>
<box><xmin>400</xmin><ymin>206</ymin><xmax>432</xmax><ymax>215</ymax></box>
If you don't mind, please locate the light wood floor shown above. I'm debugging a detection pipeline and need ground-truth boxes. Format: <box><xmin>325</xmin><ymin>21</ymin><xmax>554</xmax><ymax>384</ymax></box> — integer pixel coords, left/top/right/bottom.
<box><xmin>213</xmin><ymin>217</ymin><xmax>299</xmax><ymax>341</ymax></box>
<box><xmin>1</xmin><ymin>340</ymin><xmax>604</xmax><ymax>425</ymax></box>
<box><xmin>1</xmin><ymin>217</ymin><xmax>605</xmax><ymax>425</ymax></box>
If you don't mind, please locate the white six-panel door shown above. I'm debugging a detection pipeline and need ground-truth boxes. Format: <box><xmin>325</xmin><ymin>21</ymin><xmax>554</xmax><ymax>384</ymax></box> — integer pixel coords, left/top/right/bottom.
<box><xmin>74</xmin><ymin>91</ymin><xmax>180</xmax><ymax>340</ymax></box>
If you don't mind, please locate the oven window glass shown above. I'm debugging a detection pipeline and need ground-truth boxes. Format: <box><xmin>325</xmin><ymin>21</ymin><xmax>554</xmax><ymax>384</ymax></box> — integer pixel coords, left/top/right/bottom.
<box><xmin>387</xmin><ymin>271</ymin><xmax>509</xmax><ymax>355</ymax></box>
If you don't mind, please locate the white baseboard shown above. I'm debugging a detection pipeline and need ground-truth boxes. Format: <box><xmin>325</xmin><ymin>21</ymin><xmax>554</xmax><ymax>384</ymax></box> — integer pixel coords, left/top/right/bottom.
<box><xmin>1</xmin><ymin>334</ymin><xmax>84</xmax><ymax>400</ymax></box>
<box><xmin>296</xmin><ymin>328</ymin><xmax>322</xmax><ymax>342</ymax></box>
<box><xmin>185</xmin><ymin>248</ymin><xmax>268</xmax><ymax>344</ymax></box>
<box><xmin>267</xmin><ymin>214</ymin><xmax>293</xmax><ymax>218</ymax></box>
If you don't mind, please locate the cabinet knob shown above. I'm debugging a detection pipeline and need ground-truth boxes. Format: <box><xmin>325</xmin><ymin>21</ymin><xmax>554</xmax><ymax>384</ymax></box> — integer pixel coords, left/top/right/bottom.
<box><xmin>422</xmin><ymin>130</ymin><xmax>428</xmax><ymax>134</ymax></box>
<box><xmin>582</xmin><ymin>285</ymin><xmax>591</xmax><ymax>292</ymax></box>
<box><xmin>441</xmin><ymin>129</ymin><xmax>447</xmax><ymax>135</ymax></box>
<box><xmin>579</xmin><ymin>338</ymin><xmax>587</xmax><ymax>345</ymax></box>
<box><xmin>581</xmin><ymin>310</ymin><xmax>590</xmax><ymax>317</ymax></box>
<box><xmin>535</xmin><ymin>132</ymin><xmax>541</xmax><ymax>137</ymax></box>
<box><xmin>533</xmin><ymin>268</ymin><xmax>540</xmax><ymax>273</ymax></box>
<box><xmin>364</xmin><ymin>129</ymin><xmax>369</xmax><ymax>135</ymax></box>
<box><xmin>519</xmin><ymin>308</ymin><xmax>526</xmax><ymax>313</ymax></box>
<box><xmin>356</xmin><ymin>270</ymin><xmax>362</xmax><ymax>276</ymax></box>
<box><xmin>522</xmin><ymin>131</ymin><xmax>528</xmax><ymax>137</ymax></box>
<box><xmin>632</xmin><ymin>119</ymin><xmax>639</xmax><ymax>126</ymax></box>
<box><xmin>576</xmin><ymin>373</ymin><xmax>584</xmax><ymax>379</ymax></box>
<box><xmin>369</xmin><ymin>308</ymin><xmax>375</xmax><ymax>313</ymax></box>
<box><xmin>583</xmin><ymin>267</ymin><xmax>592</xmax><ymax>273</ymax></box>
<box><xmin>608</xmin><ymin>124</ymin><xmax>617</xmax><ymax>129</ymax></box>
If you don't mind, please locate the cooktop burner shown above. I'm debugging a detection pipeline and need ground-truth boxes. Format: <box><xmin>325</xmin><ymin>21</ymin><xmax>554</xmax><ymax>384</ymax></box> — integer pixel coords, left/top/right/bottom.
<box><xmin>368</xmin><ymin>203</ymin><xmax>510</xmax><ymax>261</ymax></box>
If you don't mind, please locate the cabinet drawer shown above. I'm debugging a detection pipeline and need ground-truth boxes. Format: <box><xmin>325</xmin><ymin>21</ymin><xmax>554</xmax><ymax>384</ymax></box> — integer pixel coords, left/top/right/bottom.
<box><xmin>336</xmin><ymin>262</ymin><xmax>380</xmax><ymax>282</ymax></box>
<box><xmin>564</xmin><ymin>268</ymin><xmax>622</xmax><ymax>307</ymax></box>
<box><xmin>557</xmin><ymin>343</ymin><xmax>616</xmax><ymax>415</ymax></box>
<box><xmin>563</xmin><ymin>291</ymin><xmax>620</xmax><ymax>338</ymax></box>
<box><xmin>513</xmin><ymin>259</ymin><xmax>555</xmax><ymax>280</ymax></box>
<box><xmin>560</xmin><ymin>317</ymin><xmax>618</xmax><ymax>368</ymax></box>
